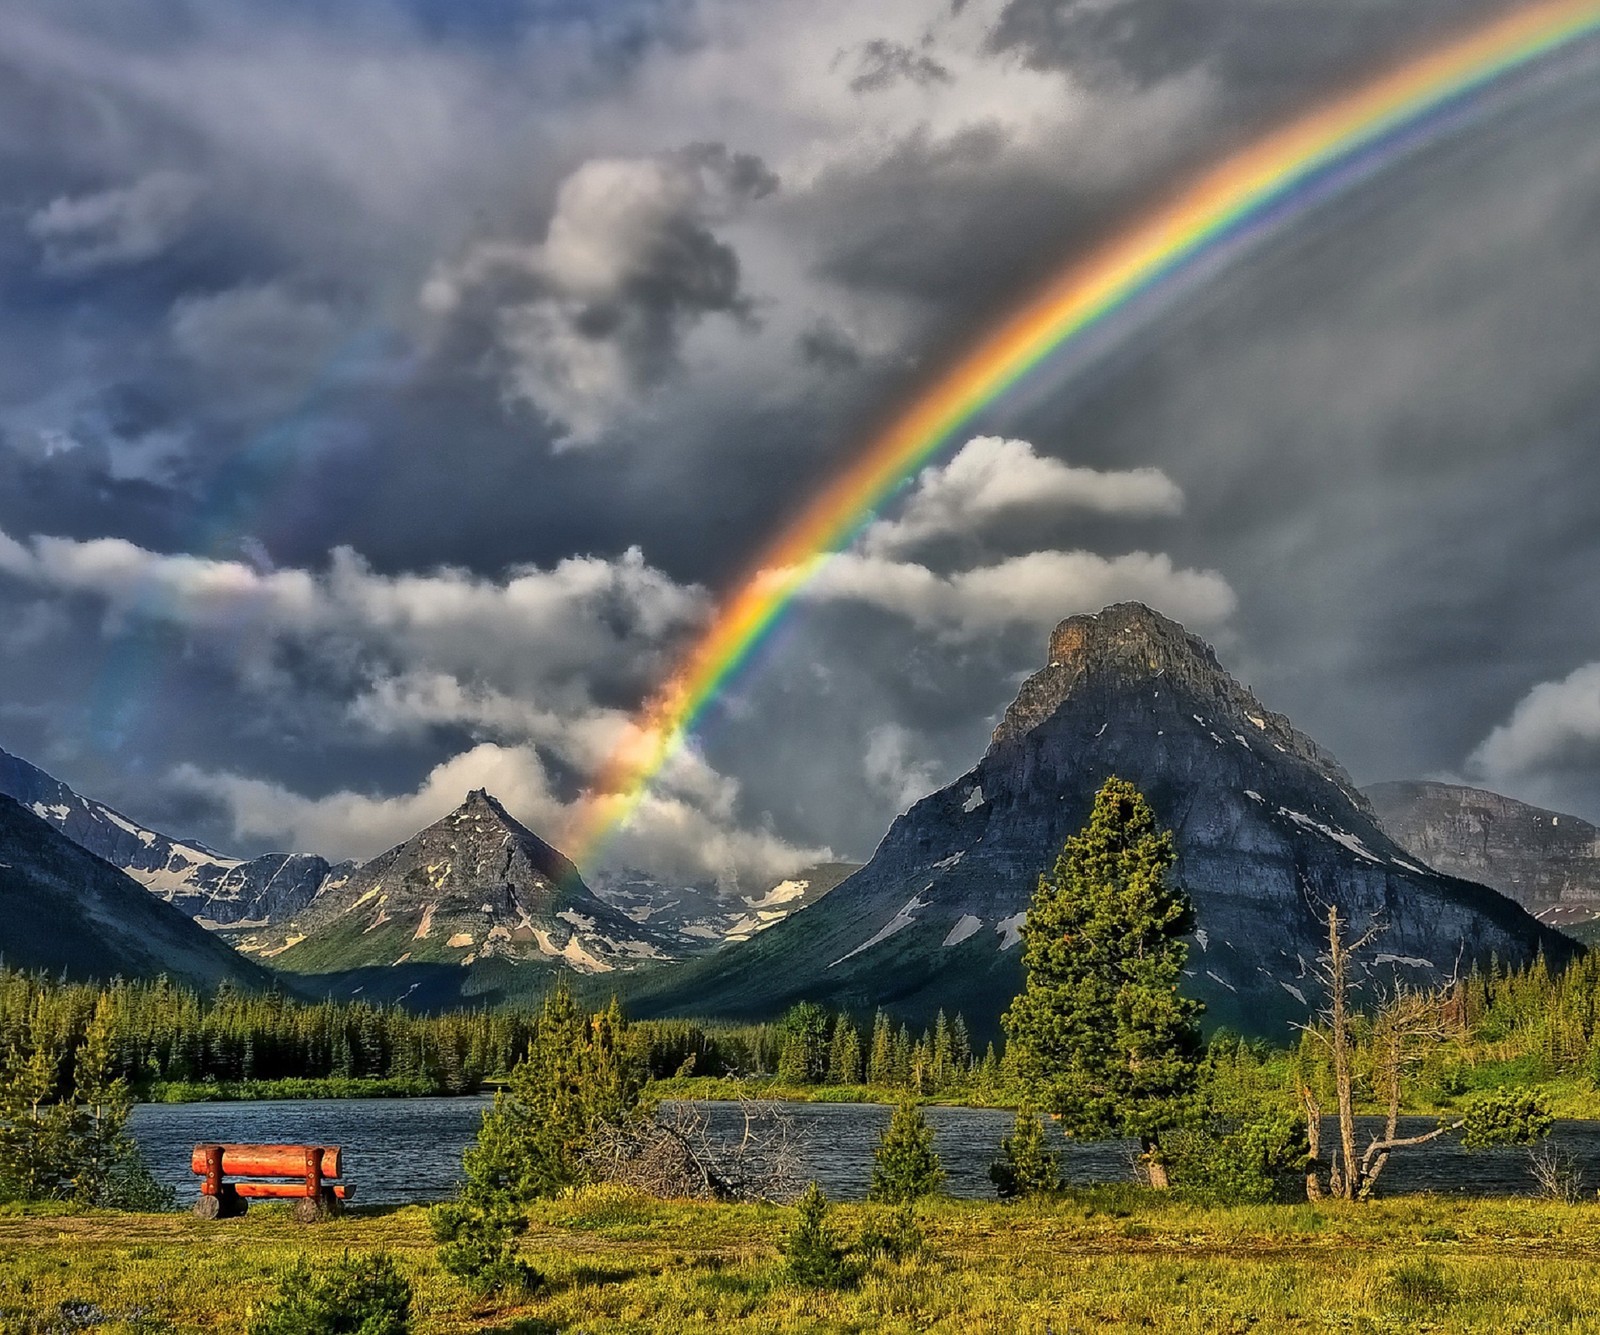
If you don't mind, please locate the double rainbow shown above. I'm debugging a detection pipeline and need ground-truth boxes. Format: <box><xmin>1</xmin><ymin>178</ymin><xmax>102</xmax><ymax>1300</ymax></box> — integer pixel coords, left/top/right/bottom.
<box><xmin>564</xmin><ymin>0</ymin><xmax>1600</xmax><ymax>866</ymax></box>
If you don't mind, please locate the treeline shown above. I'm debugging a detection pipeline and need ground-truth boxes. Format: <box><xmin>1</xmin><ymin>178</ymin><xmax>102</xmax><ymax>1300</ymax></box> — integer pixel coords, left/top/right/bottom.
<box><xmin>0</xmin><ymin>971</ymin><xmax>537</xmax><ymax>1095</ymax></box>
<box><xmin>637</xmin><ymin>1002</ymin><xmax>1010</xmax><ymax>1097</ymax></box>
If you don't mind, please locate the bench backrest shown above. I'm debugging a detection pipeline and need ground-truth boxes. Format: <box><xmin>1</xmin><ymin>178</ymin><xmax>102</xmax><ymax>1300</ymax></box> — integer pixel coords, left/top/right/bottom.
<box><xmin>190</xmin><ymin>1144</ymin><xmax>342</xmax><ymax>1179</ymax></box>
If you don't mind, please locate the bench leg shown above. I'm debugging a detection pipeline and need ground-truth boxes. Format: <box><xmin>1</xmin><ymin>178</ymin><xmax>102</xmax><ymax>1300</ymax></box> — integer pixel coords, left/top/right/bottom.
<box><xmin>193</xmin><ymin>1185</ymin><xmax>247</xmax><ymax>1220</ymax></box>
<box><xmin>292</xmin><ymin>1189</ymin><xmax>343</xmax><ymax>1224</ymax></box>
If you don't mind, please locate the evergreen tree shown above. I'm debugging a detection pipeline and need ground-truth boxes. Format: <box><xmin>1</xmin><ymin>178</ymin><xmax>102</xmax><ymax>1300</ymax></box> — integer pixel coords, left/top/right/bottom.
<box><xmin>868</xmin><ymin>1097</ymin><xmax>944</xmax><ymax>1203</ymax></box>
<box><xmin>868</xmin><ymin>1011</ymin><xmax>894</xmax><ymax>1087</ymax></box>
<box><xmin>781</xmin><ymin>1183</ymin><xmax>854</xmax><ymax>1288</ymax></box>
<box><xmin>931</xmin><ymin>1011</ymin><xmax>953</xmax><ymax>1090</ymax></box>
<box><xmin>776</xmin><ymin>1002</ymin><xmax>830</xmax><ymax>1085</ymax></box>
<box><xmin>989</xmin><ymin>1104</ymin><xmax>1062</xmax><ymax>1199</ymax></box>
<box><xmin>1002</xmin><ymin>777</ymin><xmax>1202</xmax><ymax>1187</ymax></box>
<box><xmin>827</xmin><ymin>1017</ymin><xmax>862</xmax><ymax>1085</ymax></box>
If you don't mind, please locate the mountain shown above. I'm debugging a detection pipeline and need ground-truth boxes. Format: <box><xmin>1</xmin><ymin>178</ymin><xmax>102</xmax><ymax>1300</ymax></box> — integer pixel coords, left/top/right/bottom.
<box><xmin>0</xmin><ymin>795</ymin><xmax>271</xmax><ymax>988</ymax></box>
<box><xmin>251</xmin><ymin>790</ymin><xmax>670</xmax><ymax>975</ymax></box>
<box><xmin>1366</xmin><ymin>780</ymin><xmax>1600</xmax><ymax>933</ymax></box>
<box><xmin>629</xmin><ymin>603</ymin><xmax>1574</xmax><ymax>1039</ymax></box>
<box><xmin>0</xmin><ymin>746</ymin><xmax>337</xmax><ymax>925</ymax></box>
<box><xmin>592</xmin><ymin>861</ymin><xmax>861</xmax><ymax>950</ymax></box>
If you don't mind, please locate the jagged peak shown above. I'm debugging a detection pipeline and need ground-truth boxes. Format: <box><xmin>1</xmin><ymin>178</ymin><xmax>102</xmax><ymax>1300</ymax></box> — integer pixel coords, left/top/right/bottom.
<box><xmin>990</xmin><ymin>602</ymin><xmax>1367</xmax><ymax>806</ymax></box>
<box><xmin>1046</xmin><ymin>602</ymin><xmax>1224</xmax><ymax>685</ymax></box>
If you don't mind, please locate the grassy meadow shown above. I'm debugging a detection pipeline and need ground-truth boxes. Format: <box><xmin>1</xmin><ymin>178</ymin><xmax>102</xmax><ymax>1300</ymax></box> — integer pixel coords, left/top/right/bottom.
<box><xmin>8</xmin><ymin>1188</ymin><xmax>1600</xmax><ymax>1333</ymax></box>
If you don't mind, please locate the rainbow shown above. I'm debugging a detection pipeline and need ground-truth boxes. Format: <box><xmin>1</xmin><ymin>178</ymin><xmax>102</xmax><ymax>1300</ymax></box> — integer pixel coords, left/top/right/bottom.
<box><xmin>563</xmin><ymin>0</ymin><xmax>1600</xmax><ymax>865</ymax></box>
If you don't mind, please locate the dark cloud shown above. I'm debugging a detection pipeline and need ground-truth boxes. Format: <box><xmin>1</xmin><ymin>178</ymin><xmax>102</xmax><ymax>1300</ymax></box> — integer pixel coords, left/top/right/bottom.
<box><xmin>848</xmin><ymin>39</ymin><xmax>953</xmax><ymax>93</ymax></box>
<box><xmin>2</xmin><ymin>0</ymin><xmax>1600</xmax><ymax>874</ymax></box>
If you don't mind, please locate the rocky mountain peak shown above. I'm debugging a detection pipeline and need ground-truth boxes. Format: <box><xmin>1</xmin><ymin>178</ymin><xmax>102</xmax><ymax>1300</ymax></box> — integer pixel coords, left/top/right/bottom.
<box><xmin>993</xmin><ymin>602</ymin><xmax>1360</xmax><ymax>802</ymax></box>
<box><xmin>1046</xmin><ymin>601</ymin><xmax>1222</xmax><ymax>685</ymax></box>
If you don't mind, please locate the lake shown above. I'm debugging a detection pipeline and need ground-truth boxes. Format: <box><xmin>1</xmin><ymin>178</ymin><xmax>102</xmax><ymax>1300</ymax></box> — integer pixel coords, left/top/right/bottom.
<box><xmin>127</xmin><ymin>1098</ymin><xmax>1600</xmax><ymax>1207</ymax></box>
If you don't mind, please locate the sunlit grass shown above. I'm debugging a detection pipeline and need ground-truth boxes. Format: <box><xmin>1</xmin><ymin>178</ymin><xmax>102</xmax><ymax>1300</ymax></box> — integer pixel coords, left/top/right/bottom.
<box><xmin>6</xmin><ymin>1191</ymin><xmax>1600</xmax><ymax>1331</ymax></box>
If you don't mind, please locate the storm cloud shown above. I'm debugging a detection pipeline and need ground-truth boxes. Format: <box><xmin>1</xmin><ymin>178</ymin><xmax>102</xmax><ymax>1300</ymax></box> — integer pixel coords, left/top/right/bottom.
<box><xmin>0</xmin><ymin>0</ymin><xmax>1598</xmax><ymax>892</ymax></box>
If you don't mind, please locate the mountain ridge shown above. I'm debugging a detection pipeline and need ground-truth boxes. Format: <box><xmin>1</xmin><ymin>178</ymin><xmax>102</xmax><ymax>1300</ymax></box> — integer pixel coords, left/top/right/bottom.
<box><xmin>628</xmin><ymin>603</ymin><xmax>1574</xmax><ymax>1039</ymax></box>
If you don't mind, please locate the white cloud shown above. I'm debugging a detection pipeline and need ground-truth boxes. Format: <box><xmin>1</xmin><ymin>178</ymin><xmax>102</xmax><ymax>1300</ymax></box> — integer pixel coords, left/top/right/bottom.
<box><xmin>179</xmin><ymin>739</ymin><xmax>828</xmax><ymax>889</ymax></box>
<box><xmin>862</xmin><ymin>435</ymin><xmax>1183</xmax><ymax>555</ymax></box>
<box><xmin>863</xmin><ymin>723</ymin><xmax>943</xmax><ymax>810</ymax></box>
<box><xmin>27</xmin><ymin>170</ymin><xmax>202</xmax><ymax>274</ymax></box>
<box><xmin>788</xmin><ymin>548</ymin><xmax>1235</xmax><ymax>639</ymax></box>
<box><xmin>1469</xmin><ymin>662</ymin><xmax>1600</xmax><ymax>782</ymax></box>
<box><xmin>423</xmin><ymin>147</ymin><xmax>775</xmax><ymax>445</ymax></box>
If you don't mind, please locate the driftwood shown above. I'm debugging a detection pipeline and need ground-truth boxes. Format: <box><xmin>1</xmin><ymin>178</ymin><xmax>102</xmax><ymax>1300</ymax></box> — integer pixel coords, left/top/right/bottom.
<box><xmin>581</xmin><ymin>1098</ymin><xmax>808</xmax><ymax>1203</ymax></box>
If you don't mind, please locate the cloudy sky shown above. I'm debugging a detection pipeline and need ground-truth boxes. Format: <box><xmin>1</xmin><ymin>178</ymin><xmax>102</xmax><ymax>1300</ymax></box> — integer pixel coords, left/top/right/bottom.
<box><xmin>3</xmin><ymin>0</ymin><xmax>1600</xmax><ymax>891</ymax></box>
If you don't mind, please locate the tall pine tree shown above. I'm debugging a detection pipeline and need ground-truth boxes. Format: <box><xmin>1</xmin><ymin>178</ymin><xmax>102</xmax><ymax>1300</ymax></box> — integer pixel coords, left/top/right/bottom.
<box><xmin>1002</xmin><ymin>776</ymin><xmax>1202</xmax><ymax>1188</ymax></box>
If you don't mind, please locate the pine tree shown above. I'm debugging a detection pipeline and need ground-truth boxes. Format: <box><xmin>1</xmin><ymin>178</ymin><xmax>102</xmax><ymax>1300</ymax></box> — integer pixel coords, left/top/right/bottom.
<box><xmin>781</xmin><ymin>1183</ymin><xmax>854</xmax><ymax>1288</ymax></box>
<box><xmin>868</xmin><ymin>1011</ymin><xmax>894</xmax><ymax>1087</ymax></box>
<box><xmin>989</xmin><ymin>1104</ymin><xmax>1062</xmax><ymax>1199</ymax></box>
<box><xmin>828</xmin><ymin>1018</ymin><xmax>862</xmax><ymax>1085</ymax></box>
<box><xmin>931</xmin><ymin>1011</ymin><xmax>953</xmax><ymax>1090</ymax></box>
<box><xmin>776</xmin><ymin>1002</ymin><xmax>829</xmax><ymax>1085</ymax></box>
<box><xmin>868</xmin><ymin>1097</ymin><xmax>944</xmax><ymax>1203</ymax></box>
<box><xmin>1002</xmin><ymin>776</ymin><xmax>1202</xmax><ymax>1187</ymax></box>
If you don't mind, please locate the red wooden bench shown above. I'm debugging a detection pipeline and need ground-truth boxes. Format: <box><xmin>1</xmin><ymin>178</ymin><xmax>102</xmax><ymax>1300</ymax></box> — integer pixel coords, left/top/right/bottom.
<box><xmin>190</xmin><ymin>1143</ymin><xmax>353</xmax><ymax>1222</ymax></box>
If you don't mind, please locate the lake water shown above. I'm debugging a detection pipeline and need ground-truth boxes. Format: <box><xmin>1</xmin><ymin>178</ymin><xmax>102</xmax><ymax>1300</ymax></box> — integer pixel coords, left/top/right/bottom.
<box><xmin>127</xmin><ymin>1098</ymin><xmax>1600</xmax><ymax>1207</ymax></box>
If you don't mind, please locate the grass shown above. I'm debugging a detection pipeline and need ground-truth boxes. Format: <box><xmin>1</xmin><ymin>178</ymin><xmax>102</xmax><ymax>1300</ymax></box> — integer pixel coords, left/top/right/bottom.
<box><xmin>10</xmin><ymin>1190</ymin><xmax>1600</xmax><ymax>1331</ymax></box>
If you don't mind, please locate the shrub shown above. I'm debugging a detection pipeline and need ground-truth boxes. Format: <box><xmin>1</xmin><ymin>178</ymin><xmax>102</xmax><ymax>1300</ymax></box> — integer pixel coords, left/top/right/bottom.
<box><xmin>1165</xmin><ymin>1111</ymin><xmax>1309</xmax><ymax>1205</ymax></box>
<box><xmin>249</xmin><ymin>1252</ymin><xmax>411</xmax><ymax>1335</ymax></box>
<box><xmin>857</xmin><ymin>1202</ymin><xmax>923</xmax><ymax>1260</ymax></box>
<box><xmin>868</xmin><ymin>1098</ymin><xmax>943</xmax><ymax>1204</ymax></box>
<box><xmin>989</xmin><ymin>1104</ymin><xmax>1062</xmax><ymax>1199</ymax></box>
<box><xmin>429</xmin><ymin>1199</ymin><xmax>541</xmax><ymax>1296</ymax></box>
<box><xmin>1460</xmin><ymin>1086</ymin><xmax>1554</xmax><ymax>1149</ymax></box>
<box><xmin>781</xmin><ymin>1183</ymin><xmax>855</xmax><ymax>1288</ymax></box>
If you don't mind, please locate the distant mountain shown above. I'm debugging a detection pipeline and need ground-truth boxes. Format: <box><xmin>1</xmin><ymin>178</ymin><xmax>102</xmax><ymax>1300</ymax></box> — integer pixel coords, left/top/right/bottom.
<box><xmin>251</xmin><ymin>790</ymin><xmax>671</xmax><ymax>975</ymax></box>
<box><xmin>0</xmin><ymin>746</ymin><xmax>338</xmax><ymax>925</ymax></box>
<box><xmin>592</xmin><ymin>862</ymin><xmax>860</xmax><ymax>950</ymax></box>
<box><xmin>1366</xmin><ymin>780</ymin><xmax>1600</xmax><ymax>932</ymax></box>
<box><xmin>0</xmin><ymin>795</ymin><xmax>271</xmax><ymax>989</ymax></box>
<box><xmin>630</xmin><ymin>603</ymin><xmax>1574</xmax><ymax>1039</ymax></box>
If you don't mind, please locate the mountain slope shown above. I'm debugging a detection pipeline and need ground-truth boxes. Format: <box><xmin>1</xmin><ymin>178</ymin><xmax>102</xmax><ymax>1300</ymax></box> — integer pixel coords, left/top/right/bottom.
<box><xmin>593</xmin><ymin>861</ymin><xmax>860</xmax><ymax>947</ymax></box>
<box><xmin>0</xmin><ymin>746</ymin><xmax>336</xmax><ymax>925</ymax></box>
<box><xmin>1366</xmin><ymin>780</ymin><xmax>1600</xmax><ymax>931</ymax></box>
<box><xmin>630</xmin><ymin>603</ymin><xmax>1574</xmax><ymax>1039</ymax></box>
<box><xmin>0</xmin><ymin>795</ymin><xmax>271</xmax><ymax>988</ymax></box>
<box><xmin>256</xmin><ymin>790</ymin><xmax>669</xmax><ymax>975</ymax></box>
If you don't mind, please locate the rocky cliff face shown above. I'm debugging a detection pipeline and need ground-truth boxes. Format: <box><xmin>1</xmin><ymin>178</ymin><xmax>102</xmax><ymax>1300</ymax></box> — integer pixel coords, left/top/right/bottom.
<box><xmin>0</xmin><ymin>746</ymin><xmax>335</xmax><ymax>924</ymax></box>
<box><xmin>632</xmin><ymin>603</ymin><xmax>1573</xmax><ymax>1039</ymax></box>
<box><xmin>255</xmin><ymin>790</ymin><xmax>669</xmax><ymax>974</ymax></box>
<box><xmin>1366</xmin><ymin>780</ymin><xmax>1600</xmax><ymax>929</ymax></box>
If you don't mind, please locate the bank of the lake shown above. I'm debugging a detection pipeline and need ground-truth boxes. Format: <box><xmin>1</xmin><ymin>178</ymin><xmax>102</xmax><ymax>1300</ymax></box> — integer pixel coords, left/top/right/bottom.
<box><xmin>9</xmin><ymin>1191</ymin><xmax>1600</xmax><ymax>1332</ymax></box>
<box><xmin>127</xmin><ymin>1096</ymin><xmax>1600</xmax><ymax>1208</ymax></box>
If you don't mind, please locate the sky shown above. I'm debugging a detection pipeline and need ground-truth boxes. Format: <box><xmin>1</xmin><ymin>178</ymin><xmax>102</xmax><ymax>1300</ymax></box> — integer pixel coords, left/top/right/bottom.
<box><xmin>3</xmin><ymin>0</ymin><xmax>1600</xmax><ymax>892</ymax></box>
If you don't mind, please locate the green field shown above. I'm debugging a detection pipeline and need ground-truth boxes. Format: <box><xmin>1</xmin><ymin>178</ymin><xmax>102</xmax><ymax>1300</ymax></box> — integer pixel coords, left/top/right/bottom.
<box><xmin>9</xmin><ymin>1189</ymin><xmax>1600</xmax><ymax>1332</ymax></box>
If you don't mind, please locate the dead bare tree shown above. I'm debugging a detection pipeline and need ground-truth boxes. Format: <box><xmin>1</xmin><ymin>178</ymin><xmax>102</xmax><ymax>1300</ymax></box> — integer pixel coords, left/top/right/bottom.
<box><xmin>1297</xmin><ymin>899</ymin><xmax>1480</xmax><ymax>1201</ymax></box>
<box><xmin>581</xmin><ymin>1097</ymin><xmax>808</xmax><ymax>1203</ymax></box>
<box><xmin>1297</xmin><ymin>900</ymin><xmax>1386</xmax><ymax>1200</ymax></box>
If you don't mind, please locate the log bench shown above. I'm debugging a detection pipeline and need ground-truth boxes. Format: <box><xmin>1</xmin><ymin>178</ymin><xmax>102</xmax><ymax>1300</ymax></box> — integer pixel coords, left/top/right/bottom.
<box><xmin>190</xmin><ymin>1143</ymin><xmax>353</xmax><ymax>1222</ymax></box>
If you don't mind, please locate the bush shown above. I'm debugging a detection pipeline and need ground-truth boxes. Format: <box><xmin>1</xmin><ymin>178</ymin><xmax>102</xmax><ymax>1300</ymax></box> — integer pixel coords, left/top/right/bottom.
<box><xmin>1165</xmin><ymin>1111</ymin><xmax>1309</xmax><ymax>1206</ymax></box>
<box><xmin>249</xmin><ymin>1252</ymin><xmax>411</xmax><ymax>1335</ymax></box>
<box><xmin>95</xmin><ymin>1147</ymin><xmax>177</xmax><ymax>1212</ymax></box>
<box><xmin>429</xmin><ymin>1199</ymin><xmax>541</xmax><ymax>1297</ymax></box>
<box><xmin>990</xmin><ymin>1105</ymin><xmax>1061</xmax><ymax>1199</ymax></box>
<box><xmin>1461</xmin><ymin>1086</ymin><xmax>1554</xmax><ymax>1149</ymax></box>
<box><xmin>857</xmin><ymin>1202</ymin><xmax>923</xmax><ymax>1260</ymax></box>
<box><xmin>781</xmin><ymin>1183</ymin><xmax>855</xmax><ymax>1288</ymax></box>
<box><xmin>868</xmin><ymin>1099</ymin><xmax>943</xmax><ymax>1204</ymax></box>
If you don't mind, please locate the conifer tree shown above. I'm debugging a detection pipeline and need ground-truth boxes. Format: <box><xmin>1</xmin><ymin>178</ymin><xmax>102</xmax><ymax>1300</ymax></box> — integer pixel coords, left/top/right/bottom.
<box><xmin>1003</xmin><ymin>776</ymin><xmax>1202</xmax><ymax>1188</ymax></box>
<box><xmin>868</xmin><ymin>1012</ymin><xmax>894</xmax><ymax>1087</ymax></box>
<box><xmin>827</xmin><ymin>1017</ymin><xmax>862</xmax><ymax>1085</ymax></box>
<box><xmin>868</xmin><ymin>1097</ymin><xmax>944</xmax><ymax>1203</ymax></box>
<box><xmin>989</xmin><ymin>1104</ymin><xmax>1062</xmax><ymax>1199</ymax></box>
